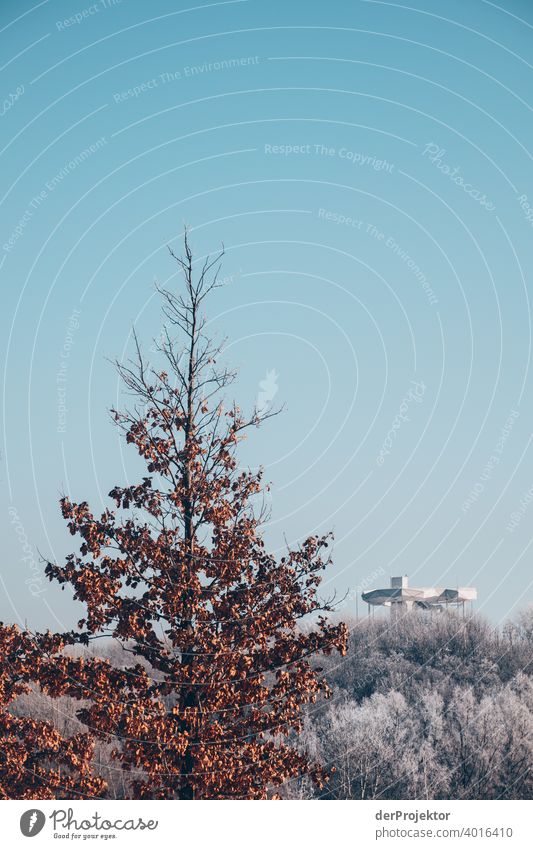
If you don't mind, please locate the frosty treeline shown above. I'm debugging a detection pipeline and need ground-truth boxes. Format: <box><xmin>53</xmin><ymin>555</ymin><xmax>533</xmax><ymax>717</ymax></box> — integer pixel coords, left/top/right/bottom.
<box><xmin>9</xmin><ymin>608</ymin><xmax>533</xmax><ymax>800</ymax></box>
<box><xmin>285</xmin><ymin>608</ymin><xmax>533</xmax><ymax>800</ymax></box>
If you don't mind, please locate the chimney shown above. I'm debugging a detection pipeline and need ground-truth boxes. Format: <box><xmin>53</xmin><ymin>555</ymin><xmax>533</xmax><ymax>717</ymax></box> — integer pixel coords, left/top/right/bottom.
<box><xmin>390</xmin><ymin>575</ymin><xmax>409</xmax><ymax>589</ymax></box>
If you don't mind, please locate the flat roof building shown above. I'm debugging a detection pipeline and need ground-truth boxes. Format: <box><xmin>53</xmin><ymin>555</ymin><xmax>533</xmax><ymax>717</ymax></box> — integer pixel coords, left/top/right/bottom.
<box><xmin>362</xmin><ymin>575</ymin><xmax>477</xmax><ymax>615</ymax></box>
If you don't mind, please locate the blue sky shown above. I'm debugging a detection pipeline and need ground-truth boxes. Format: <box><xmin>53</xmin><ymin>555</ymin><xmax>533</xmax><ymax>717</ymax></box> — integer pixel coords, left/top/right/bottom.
<box><xmin>2</xmin><ymin>0</ymin><xmax>533</xmax><ymax>630</ymax></box>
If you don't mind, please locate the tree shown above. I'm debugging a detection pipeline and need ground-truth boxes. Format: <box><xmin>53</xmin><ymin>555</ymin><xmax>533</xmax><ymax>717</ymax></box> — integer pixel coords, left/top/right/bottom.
<box><xmin>0</xmin><ymin>624</ymin><xmax>105</xmax><ymax>800</ymax></box>
<box><xmin>44</xmin><ymin>231</ymin><xmax>347</xmax><ymax>799</ymax></box>
<box><xmin>446</xmin><ymin>679</ymin><xmax>533</xmax><ymax>800</ymax></box>
<box><xmin>306</xmin><ymin>689</ymin><xmax>450</xmax><ymax>800</ymax></box>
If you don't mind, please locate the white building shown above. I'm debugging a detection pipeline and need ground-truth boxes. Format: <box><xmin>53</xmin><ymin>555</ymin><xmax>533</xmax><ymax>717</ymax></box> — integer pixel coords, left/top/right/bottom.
<box><xmin>362</xmin><ymin>575</ymin><xmax>477</xmax><ymax>616</ymax></box>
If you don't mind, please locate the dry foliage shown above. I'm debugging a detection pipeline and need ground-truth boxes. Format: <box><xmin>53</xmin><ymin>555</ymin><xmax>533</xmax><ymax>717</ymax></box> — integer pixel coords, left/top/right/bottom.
<box><xmin>4</xmin><ymin>232</ymin><xmax>347</xmax><ymax>799</ymax></box>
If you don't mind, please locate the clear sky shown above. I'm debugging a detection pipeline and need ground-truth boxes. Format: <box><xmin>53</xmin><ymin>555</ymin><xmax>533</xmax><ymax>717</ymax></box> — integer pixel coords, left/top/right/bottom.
<box><xmin>2</xmin><ymin>0</ymin><xmax>533</xmax><ymax>631</ymax></box>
